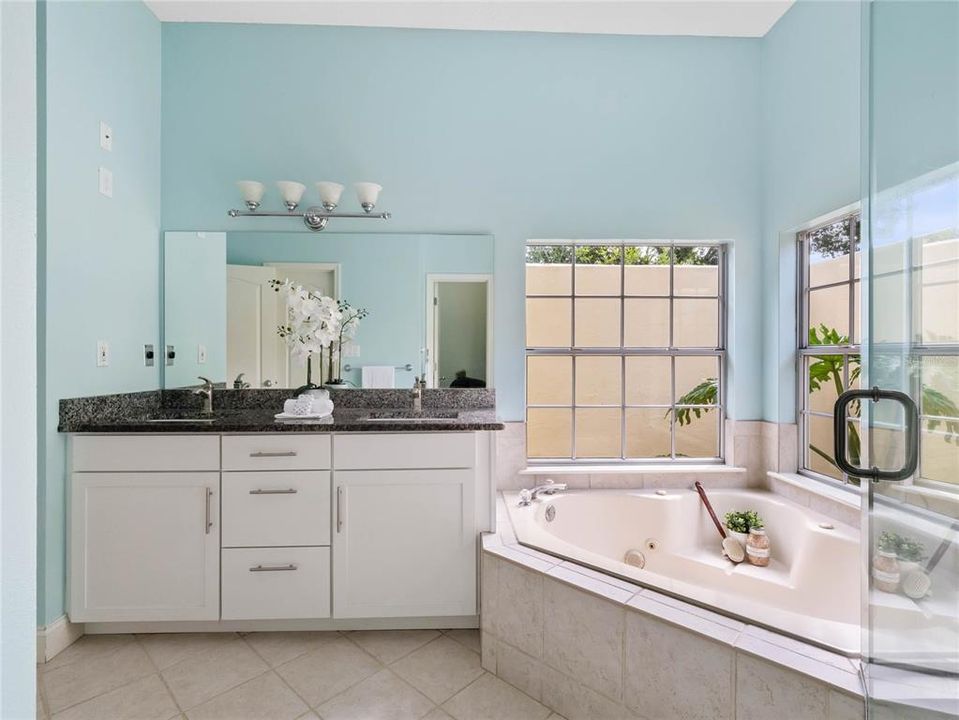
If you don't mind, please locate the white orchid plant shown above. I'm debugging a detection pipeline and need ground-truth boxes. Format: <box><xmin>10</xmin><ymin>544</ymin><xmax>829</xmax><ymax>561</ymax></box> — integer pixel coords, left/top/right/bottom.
<box><xmin>270</xmin><ymin>279</ymin><xmax>342</xmax><ymax>389</ymax></box>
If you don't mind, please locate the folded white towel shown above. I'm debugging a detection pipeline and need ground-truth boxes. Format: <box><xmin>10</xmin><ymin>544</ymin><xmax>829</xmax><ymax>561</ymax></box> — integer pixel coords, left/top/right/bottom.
<box><xmin>282</xmin><ymin>392</ymin><xmax>334</xmax><ymax>418</ymax></box>
<box><xmin>362</xmin><ymin>365</ymin><xmax>396</xmax><ymax>389</ymax></box>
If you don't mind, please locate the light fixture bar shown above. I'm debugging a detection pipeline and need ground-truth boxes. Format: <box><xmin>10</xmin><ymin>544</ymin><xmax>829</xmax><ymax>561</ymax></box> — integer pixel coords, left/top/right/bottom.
<box><xmin>227</xmin><ymin>207</ymin><xmax>392</xmax><ymax>232</ymax></box>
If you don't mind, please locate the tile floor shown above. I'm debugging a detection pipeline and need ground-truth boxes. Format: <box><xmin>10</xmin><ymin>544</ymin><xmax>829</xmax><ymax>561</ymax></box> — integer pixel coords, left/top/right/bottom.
<box><xmin>37</xmin><ymin>629</ymin><xmax>567</xmax><ymax>720</ymax></box>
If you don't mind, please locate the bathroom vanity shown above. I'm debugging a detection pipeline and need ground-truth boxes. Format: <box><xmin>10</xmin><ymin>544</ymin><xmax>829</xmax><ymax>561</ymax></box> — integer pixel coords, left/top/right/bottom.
<box><xmin>61</xmin><ymin>389</ymin><xmax>501</xmax><ymax>632</ymax></box>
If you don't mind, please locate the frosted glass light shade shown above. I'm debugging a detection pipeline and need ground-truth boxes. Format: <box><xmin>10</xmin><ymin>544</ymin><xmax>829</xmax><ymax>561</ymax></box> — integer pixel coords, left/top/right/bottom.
<box><xmin>276</xmin><ymin>181</ymin><xmax>306</xmax><ymax>210</ymax></box>
<box><xmin>315</xmin><ymin>181</ymin><xmax>344</xmax><ymax>211</ymax></box>
<box><xmin>236</xmin><ymin>180</ymin><xmax>265</xmax><ymax>210</ymax></box>
<box><xmin>354</xmin><ymin>182</ymin><xmax>382</xmax><ymax>212</ymax></box>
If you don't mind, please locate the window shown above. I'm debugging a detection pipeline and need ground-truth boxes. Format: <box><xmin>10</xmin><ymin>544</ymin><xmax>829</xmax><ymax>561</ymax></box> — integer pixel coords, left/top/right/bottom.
<box><xmin>525</xmin><ymin>242</ymin><xmax>726</xmax><ymax>462</ymax></box>
<box><xmin>798</xmin><ymin>210</ymin><xmax>959</xmax><ymax>487</ymax></box>
<box><xmin>798</xmin><ymin>214</ymin><xmax>862</xmax><ymax>482</ymax></box>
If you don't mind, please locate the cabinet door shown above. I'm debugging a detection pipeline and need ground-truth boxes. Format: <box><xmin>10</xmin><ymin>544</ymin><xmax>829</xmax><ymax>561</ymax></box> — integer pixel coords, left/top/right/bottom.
<box><xmin>69</xmin><ymin>473</ymin><xmax>220</xmax><ymax>622</ymax></box>
<box><xmin>333</xmin><ymin>469</ymin><xmax>475</xmax><ymax>618</ymax></box>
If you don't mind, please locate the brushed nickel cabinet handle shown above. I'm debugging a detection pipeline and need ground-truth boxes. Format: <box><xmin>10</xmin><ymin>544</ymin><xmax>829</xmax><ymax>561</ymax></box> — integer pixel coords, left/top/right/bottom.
<box><xmin>249</xmin><ymin>488</ymin><xmax>298</xmax><ymax>495</ymax></box>
<box><xmin>249</xmin><ymin>564</ymin><xmax>297</xmax><ymax>572</ymax></box>
<box><xmin>205</xmin><ymin>488</ymin><xmax>213</xmax><ymax>534</ymax></box>
<box><xmin>249</xmin><ymin>451</ymin><xmax>297</xmax><ymax>458</ymax></box>
<box><xmin>336</xmin><ymin>486</ymin><xmax>344</xmax><ymax>533</ymax></box>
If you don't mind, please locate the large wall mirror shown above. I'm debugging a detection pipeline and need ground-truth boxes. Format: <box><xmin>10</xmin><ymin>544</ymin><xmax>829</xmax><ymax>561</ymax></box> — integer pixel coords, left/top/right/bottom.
<box><xmin>163</xmin><ymin>231</ymin><xmax>494</xmax><ymax>390</ymax></box>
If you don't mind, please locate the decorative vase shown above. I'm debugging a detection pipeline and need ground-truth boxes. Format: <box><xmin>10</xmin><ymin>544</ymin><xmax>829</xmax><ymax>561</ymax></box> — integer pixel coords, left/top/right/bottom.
<box><xmin>872</xmin><ymin>551</ymin><xmax>901</xmax><ymax>593</ymax></box>
<box><xmin>897</xmin><ymin>559</ymin><xmax>921</xmax><ymax>575</ymax></box>
<box><xmin>726</xmin><ymin>528</ymin><xmax>749</xmax><ymax>546</ymax></box>
<box><xmin>746</xmin><ymin>528</ymin><xmax>770</xmax><ymax>567</ymax></box>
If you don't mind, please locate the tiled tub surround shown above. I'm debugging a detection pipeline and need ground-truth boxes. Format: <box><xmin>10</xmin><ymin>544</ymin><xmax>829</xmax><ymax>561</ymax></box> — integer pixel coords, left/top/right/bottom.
<box><xmin>482</xmin><ymin>497</ymin><xmax>866</xmax><ymax>720</ymax></box>
<box><xmin>504</xmin><ymin>488</ymin><xmax>860</xmax><ymax>654</ymax></box>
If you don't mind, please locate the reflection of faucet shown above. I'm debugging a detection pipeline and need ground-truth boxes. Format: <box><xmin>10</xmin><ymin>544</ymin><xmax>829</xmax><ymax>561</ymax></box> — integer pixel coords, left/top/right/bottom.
<box><xmin>233</xmin><ymin>373</ymin><xmax>250</xmax><ymax>389</ymax></box>
<box><xmin>193</xmin><ymin>376</ymin><xmax>214</xmax><ymax>416</ymax></box>
<box><xmin>412</xmin><ymin>376</ymin><xmax>426</xmax><ymax>412</ymax></box>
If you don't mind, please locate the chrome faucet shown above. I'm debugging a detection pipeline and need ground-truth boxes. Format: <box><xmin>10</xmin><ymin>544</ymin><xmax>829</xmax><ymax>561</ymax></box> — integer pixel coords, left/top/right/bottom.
<box><xmin>518</xmin><ymin>479</ymin><xmax>568</xmax><ymax>506</ymax></box>
<box><xmin>193</xmin><ymin>376</ymin><xmax>214</xmax><ymax>416</ymax></box>
<box><xmin>412</xmin><ymin>376</ymin><xmax>426</xmax><ymax>412</ymax></box>
<box><xmin>233</xmin><ymin>372</ymin><xmax>250</xmax><ymax>389</ymax></box>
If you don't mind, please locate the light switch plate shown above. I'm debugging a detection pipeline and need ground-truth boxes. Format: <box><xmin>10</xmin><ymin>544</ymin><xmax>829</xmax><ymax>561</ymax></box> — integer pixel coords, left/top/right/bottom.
<box><xmin>165</xmin><ymin>345</ymin><xmax>175</xmax><ymax>366</ymax></box>
<box><xmin>144</xmin><ymin>344</ymin><xmax>155</xmax><ymax>367</ymax></box>
<box><xmin>96</xmin><ymin>340</ymin><xmax>110</xmax><ymax>367</ymax></box>
<box><xmin>98</xmin><ymin>167</ymin><xmax>113</xmax><ymax>197</ymax></box>
<box><xmin>99</xmin><ymin>121</ymin><xmax>112</xmax><ymax>151</ymax></box>
<box><xmin>197</xmin><ymin>344</ymin><xmax>207</xmax><ymax>364</ymax></box>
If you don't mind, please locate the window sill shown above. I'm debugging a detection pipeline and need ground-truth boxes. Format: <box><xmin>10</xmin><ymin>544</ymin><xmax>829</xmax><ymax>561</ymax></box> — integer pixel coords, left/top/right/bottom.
<box><xmin>767</xmin><ymin>471</ymin><xmax>861</xmax><ymax>509</ymax></box>
<box><xmin>521</xmin><ymin>464</ymin><xmax>743</xmax><ymax>476</ymax></box>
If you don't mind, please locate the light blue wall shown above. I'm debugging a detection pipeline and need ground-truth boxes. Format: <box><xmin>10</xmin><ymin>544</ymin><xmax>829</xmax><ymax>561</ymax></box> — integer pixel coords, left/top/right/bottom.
<box><xmin>164</xmin><ymin>232</ymin><xmax>227</xmax><ymax>388</ymax></box>
<box><xmin>40</xmin><ymin>0</ymin><xmax>161</xmax><ymax>625</ymax></box>
<box><xmin>225</xmin><ymin>232</ymin><xmax>493</xmax><ymax>386</ymax></box>
<box><xmin>759</xmin><ymin>0</ymin><xmax>862</xmax><ymax>423</ymax></box>
<box><xmin>161</xmin><ymin>24</ymin><xmax>763</xmax><ymax>422</ymax></box>
<box><xmin>1</xmin><ymin>0</ymin><xmax>38</xmax><ymax>713</ymax></box>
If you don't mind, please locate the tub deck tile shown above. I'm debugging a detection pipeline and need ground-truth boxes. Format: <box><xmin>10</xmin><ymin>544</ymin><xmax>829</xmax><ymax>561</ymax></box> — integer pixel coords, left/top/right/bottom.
<box><xmin>626</xmin><ymin>592</ymin><xmax>742</xmax><ymax>647</ymax></box>
<box><xmin>545</xmin><ymin>565</ymin><xmax>636</xmax><ymax>605</ymax></box>
<box><xmin>734</xmin><ymin>634</ymin><xmax>863</xmax><ymax>696</ymax></box>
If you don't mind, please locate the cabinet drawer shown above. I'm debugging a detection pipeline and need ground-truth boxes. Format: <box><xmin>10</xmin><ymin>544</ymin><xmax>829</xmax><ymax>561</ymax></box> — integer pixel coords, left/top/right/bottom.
<box><xmin>70</xmin><ymin>435</ymin><xmax>220</xmax><ymax>472</ymax></box>
<box><xmin>222</xmin><ymin>471</ymin><xmax>330</xmax><ymax>547</ymax></box>
<box><xmin>222</xmin><ymin>435</ymin><xmax>331</xmax><ymax>471</ymax></box>
<box><xmin>334</xmin><ymin>433</ymin><xmax>475</xmax><ymax>470</ymax></box>
<box><xmin>221</xmin><ymin>547</ymin><xmax>330</xmax><ymax>620</ymax></box>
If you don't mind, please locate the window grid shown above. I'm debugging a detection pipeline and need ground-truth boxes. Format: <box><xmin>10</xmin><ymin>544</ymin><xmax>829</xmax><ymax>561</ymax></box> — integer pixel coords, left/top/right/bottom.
<box><xmin>526</xmin><ymin>243</ymin><xmax>727</xmax><ymax>463</ymax></box>
<box><xmin>797</xmin><ymin>214</ymin><xmax>861</xmax><ymax>485</ymax></box>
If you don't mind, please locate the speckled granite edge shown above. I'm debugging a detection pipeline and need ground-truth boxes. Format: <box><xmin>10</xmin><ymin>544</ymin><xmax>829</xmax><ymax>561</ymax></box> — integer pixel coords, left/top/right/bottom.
<box><xmin>59</xmin><ymin>390</ymin><xmax>162</xmax><ymax>429</ymax></box>
<box><xmin>59</xmin><ymin>387</ymin><xmax>498</xmax><ymax>432</ymax></box>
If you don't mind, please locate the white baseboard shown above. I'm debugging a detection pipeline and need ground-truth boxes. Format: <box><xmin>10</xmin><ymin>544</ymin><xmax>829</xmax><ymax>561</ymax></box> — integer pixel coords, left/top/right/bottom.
<box><xmin>37</xmin><ymin>615</ymin><xmax>84</xmax><ymax>663</ymax></box>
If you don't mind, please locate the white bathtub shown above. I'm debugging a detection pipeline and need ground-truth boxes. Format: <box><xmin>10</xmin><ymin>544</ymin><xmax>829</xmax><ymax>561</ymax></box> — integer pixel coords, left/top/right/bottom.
<box><xmin>504</xmin><ymin>487</ymin><xmax>862</xmax><ymax>655</ymax></box>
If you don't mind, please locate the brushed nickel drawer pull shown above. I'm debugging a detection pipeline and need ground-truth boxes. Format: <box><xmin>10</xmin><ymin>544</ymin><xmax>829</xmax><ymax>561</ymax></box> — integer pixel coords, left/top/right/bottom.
<box><xmin>249</xmin><ymin>564</ymin><xmax>297</xmax><ymax>572</ymax></box>
<box><xmin>336</xmin><ymin>486</ymin><xmax>344</xmax><ymax>533</ymax></box>
<box><xmin>249</xmin><ymin>488</ymin><xmax>298</xmax><ymax>495</ymax></box>
<box><xmin>205</xmin><ymin>488</ymin><xmax>213</xmax><ymax>534</ymax></box>
<box><xmin>249</xmin><ymin>451</ymin><xmax>297</xmax><ymax>458</ymax></box>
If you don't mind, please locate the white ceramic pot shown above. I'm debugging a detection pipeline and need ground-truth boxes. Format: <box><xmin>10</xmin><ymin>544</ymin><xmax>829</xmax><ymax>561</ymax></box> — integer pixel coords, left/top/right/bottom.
<box><xmin>727</xmin><ymin>528</ymin><xmax>748</xmax><ymax>546</ymax></box>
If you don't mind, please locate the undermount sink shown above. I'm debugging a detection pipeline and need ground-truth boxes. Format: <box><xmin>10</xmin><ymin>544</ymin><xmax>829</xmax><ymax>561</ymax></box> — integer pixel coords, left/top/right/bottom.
<box><xmin>365</xmin><ymin>410</ymin><xmax>460</xmax><ymax>421</ymax></box>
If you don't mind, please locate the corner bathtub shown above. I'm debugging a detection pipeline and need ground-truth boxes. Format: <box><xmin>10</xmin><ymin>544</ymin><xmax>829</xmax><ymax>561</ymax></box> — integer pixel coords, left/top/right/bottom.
<box><xmin>504</xmin><ymin>488</ymin><xmax>861</xmax><ymax>655</ymax></box>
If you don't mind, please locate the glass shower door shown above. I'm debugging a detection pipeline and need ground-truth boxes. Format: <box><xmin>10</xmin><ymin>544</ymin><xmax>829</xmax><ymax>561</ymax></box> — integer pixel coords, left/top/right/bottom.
<box><xmin>859</xmin><ymin>1</ymin><xmax>959</xmax><ymax>715</ymax></box>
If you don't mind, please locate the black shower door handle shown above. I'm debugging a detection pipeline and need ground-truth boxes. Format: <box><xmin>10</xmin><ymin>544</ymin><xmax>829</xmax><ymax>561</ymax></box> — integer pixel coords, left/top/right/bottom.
<box><xmin>833</xmin><ymin>387</ymin><xmax>919</xmax><ymax>481</ymax></box>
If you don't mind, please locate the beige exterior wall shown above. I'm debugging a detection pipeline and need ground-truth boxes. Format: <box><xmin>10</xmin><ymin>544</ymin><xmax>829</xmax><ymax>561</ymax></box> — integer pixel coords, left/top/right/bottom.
<box><xmin>525</xmin><ymin>263</ymin><xmax>720</xmax><ymax>459</ymax></box>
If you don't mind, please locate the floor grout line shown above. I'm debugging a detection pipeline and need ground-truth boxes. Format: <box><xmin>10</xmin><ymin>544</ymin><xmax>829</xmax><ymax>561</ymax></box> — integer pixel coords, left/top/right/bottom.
<box><xmin>133</xmin><ymin>633</ymin><xmax>186</xmax><ymax>718</ymax></box>
<box><xmin>238</xmin><ymin>632</ymin><xmax>320</xmax><ymax>716</ymax></box>
<box><xmin>41</xmin><ymin>634</ymin><xmax>161</xmax><ymax>717</ymax></box>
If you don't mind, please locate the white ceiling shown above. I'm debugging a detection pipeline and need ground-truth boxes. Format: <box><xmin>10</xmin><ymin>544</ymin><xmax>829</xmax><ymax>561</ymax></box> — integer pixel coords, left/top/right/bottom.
<box><xmin>144</xmin><ymin>1</ymin><xmax>795</xmax><ymax>38</ymax></box>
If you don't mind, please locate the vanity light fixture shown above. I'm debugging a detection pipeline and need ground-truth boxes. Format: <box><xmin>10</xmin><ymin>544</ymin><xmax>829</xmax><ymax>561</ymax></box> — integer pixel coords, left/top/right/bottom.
<box><xmin>228</xmin><ymin>179</ymin><xmax>391</xmax><ymax>232</ymax></box>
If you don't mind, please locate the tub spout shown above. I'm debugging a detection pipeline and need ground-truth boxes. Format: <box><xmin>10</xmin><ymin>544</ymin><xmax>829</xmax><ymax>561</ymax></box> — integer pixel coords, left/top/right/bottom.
<box><xmin>518</xmin><ymin>480</ymin><xmax>568</xmax><ymax>506</ymax></box>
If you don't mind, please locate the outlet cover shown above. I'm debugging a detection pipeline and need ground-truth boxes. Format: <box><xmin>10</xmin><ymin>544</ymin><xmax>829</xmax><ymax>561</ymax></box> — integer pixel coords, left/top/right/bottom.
<box><xmin>99</xmin><ymin>121</ymin><xmax>113</xmax><ymax>151</ymax></box>
<box><xmin>96</xmin><ymin>340</ymin><xmax>110</xmax><ymax>367</ymax></box>
<box><xmin>197</xmin><ymin>344</ymin><xmax>207</xmax><ymax>364</ymax></box>
<box><xmin>98</xmin><ymin>167</ymin><xmax>113</xmax><ymax>197</ymax></box>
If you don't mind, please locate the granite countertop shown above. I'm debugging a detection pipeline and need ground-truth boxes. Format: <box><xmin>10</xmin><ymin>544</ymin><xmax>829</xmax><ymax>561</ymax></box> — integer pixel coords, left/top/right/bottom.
<box><xmin>58</xmin><ymin>388</ymin><xmax>504</xmax><ymax>433</ymax></box>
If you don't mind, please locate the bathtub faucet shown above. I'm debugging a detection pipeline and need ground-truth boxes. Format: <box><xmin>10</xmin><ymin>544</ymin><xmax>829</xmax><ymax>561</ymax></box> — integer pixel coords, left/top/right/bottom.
<box><xmin>518</xmin><ymin>480</ymin><xmax>568</xmax><ymax>506</ymax></box>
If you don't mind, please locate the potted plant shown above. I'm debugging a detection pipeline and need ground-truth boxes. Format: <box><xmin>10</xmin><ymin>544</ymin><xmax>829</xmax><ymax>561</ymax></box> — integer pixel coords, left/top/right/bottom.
<box><xmin>724</xmin><ymin>509</ymin><xmax>763</xmax><ymax>546</ymax></box>
<box><xmin>880</xmin><ymin>531</ymin><xmax>926</xmax><ymax>575</ymax></box>
<box><xmin>874</xmin><ymin>531</ymin><xmax>902</xmax><ymax>593</ymax></box>
<box><xmin>270</xmin><ymin>279</ymin><xmax>342</xmax><ymax>395</ymax></box>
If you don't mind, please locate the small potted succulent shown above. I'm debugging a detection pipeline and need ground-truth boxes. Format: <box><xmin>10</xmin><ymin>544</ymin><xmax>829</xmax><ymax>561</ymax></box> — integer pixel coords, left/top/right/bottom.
<box><xmin>873</xmin><ymin>531</ymin><xmax>902</xmax><ymax>593</ymax></box>
<box><xmin>724</xmin><ymin>509</ymin><xmax>763</xmax><ymax>546</ymax></box>
<box><xmin>881</xmin><ymin>531</ymin><xmax>926</xmax><ymax>575</ymax></box>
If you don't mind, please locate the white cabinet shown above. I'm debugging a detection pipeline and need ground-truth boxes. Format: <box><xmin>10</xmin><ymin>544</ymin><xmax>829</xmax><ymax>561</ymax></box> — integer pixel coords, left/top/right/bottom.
<box><xmin>333</xmin><ymin>469</ymin><xmax>476</xmax><ymax>618</ymax></box>
<box><xmin>222</xmin><ymin>471</ymin><xmax>331</xmax><ymax>547</ymax></box>
<box><xmin>69</xmin><ymin>472</ymin><xmax>219</xmax><ymax>622</ymax></box>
